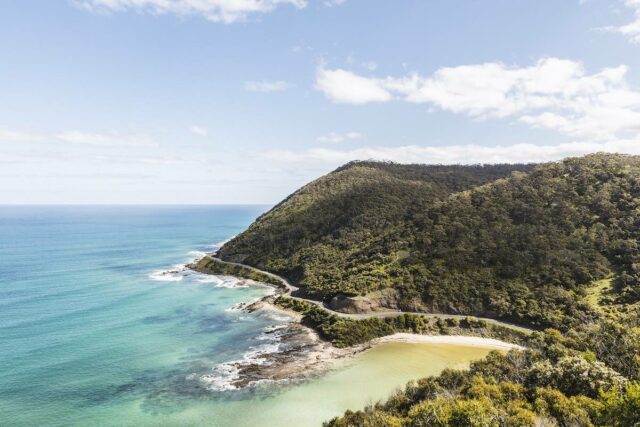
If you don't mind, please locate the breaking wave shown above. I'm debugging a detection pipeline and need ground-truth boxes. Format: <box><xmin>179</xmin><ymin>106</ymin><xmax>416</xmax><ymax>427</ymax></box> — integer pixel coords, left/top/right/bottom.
<box><xmin>195</xmin><ymin>325</ymin><xmax>289</xmax><ymax>391</ymax></box>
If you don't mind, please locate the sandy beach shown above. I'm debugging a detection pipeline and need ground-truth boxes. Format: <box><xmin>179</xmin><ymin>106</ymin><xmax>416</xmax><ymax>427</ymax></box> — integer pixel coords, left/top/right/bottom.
<box><xmin>374</xmin><ymin>333</ymin><xmax>523</xmax><ymax>350</ymax></box>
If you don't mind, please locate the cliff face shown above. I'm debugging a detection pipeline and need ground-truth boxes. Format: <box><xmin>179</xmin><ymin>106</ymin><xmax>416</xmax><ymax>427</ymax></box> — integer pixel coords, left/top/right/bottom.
<box><xmin>219</xmin><ymin>154</ymin><xmax>640</xmax><ymax>329</ymax></box>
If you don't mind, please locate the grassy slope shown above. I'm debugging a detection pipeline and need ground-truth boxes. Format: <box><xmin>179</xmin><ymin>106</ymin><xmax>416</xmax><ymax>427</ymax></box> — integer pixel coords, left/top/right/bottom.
<box><xmin>585</xmin><ymin>277</ymin><xmax>614</xmax><ymax>309</ymax></box>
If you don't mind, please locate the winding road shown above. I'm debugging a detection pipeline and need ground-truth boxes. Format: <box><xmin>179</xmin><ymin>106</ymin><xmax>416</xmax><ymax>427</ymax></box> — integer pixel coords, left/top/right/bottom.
<box><xmin>200</xmin><ymin>256</ymin><xmax>534</xmax><ymax>334</ymax></box>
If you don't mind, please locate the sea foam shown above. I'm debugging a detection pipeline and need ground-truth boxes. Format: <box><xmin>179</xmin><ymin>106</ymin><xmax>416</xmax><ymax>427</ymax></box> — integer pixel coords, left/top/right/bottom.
<box><xmin>148</xmin><ymin>266</ymin><xmax>185</xmax><ymax>282</ymax></box>
<box><xmin>197</xmin><ymin>325</ymin><xmax>287</xmax><ymax>391</ymax></box>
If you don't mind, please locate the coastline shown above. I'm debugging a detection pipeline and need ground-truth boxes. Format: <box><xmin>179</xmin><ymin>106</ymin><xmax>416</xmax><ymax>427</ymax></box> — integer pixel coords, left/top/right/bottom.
<box><xmin>205</xmin><ymin>297</ymin><xmax>524</xmax><ymax>391</ymax></box>
<box><xmin>188</xmin><ymin>256</ymin><xmax>526</xmax><ymax>390</ymax></box>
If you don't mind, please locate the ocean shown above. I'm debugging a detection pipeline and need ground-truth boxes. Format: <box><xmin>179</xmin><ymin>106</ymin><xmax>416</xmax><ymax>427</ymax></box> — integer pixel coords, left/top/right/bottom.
<box><xmin>0</xmin><ymin>206</ymin><xmax>494</xmax><ymax>426</ymax></box>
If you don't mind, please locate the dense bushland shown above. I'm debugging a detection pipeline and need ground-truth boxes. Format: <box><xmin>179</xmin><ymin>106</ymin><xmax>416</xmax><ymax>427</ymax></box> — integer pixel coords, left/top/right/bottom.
<box><xmin>324</xmin><ymin>303</ymin><xmax>640</xmax><ymax>426</ymax></box>
<box><xmin>221</xmin><ymin>154</ymin><xmax>640</xmax><ymax>330</ymax></box>
<box><xmin>325</xmin><ymin>352</ymin><xmax>640</xmax><ymax>427</ymax></box>
<box><xmin>274</xmin><ymin>296</ymin><xmax>529</xmax><ymax>348</ymax></box>
<box><xmin>214</xmin><ymin>153</ymin><xmax>640</xmax><ymax>425</ymax></box>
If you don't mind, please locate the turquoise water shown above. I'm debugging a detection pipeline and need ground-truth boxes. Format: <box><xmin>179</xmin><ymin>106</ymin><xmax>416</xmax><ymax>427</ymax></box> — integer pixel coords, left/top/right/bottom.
<box><xmin>0</xmin><ymin>206</ymin><xmax>287</xmax><ymax>426</ymax></box>
<box><xmin>0</xmin><ymin>206</ymin><xmax>497</xmax><ymax>426</ymax></box>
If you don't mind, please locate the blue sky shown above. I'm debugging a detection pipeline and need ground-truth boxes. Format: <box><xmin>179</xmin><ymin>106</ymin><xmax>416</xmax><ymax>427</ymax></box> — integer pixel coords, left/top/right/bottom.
<box><xmin>1</xmin><ymin>0</ymin><xmax>640</xmax><ymax>204</ymax></box>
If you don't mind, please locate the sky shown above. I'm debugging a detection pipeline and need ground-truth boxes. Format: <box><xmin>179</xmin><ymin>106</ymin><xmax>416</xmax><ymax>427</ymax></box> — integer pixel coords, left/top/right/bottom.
<box><xmin>1</xmin><ymin>0</ymin><xmax>640</xmax><ymax>204</ymax></box>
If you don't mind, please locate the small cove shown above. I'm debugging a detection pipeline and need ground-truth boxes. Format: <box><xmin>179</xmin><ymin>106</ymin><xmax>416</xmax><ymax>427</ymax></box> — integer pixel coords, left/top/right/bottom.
<box><xmin>0</xmin><ymin>206</ymin><xmax>505</xmax><ymax>426</ymax></box>
<box><xmin>204</xmin><ymin>341</ymin><xmax>497</xmax><ymax>427</ymax></box>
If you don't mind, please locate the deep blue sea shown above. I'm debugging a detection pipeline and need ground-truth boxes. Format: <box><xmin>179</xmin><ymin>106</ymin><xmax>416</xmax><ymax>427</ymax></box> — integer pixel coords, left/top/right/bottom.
<box><xmin>0</xmin><ymin>206</ymin><xmax>300</xmax><ymax>426</ymax></box>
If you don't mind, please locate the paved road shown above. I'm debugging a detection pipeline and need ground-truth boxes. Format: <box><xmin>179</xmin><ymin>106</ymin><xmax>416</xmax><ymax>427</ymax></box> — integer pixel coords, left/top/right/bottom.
<box><xmin>204</xmin><ymin>256</ymin><xmax>533</xmax><ymax>334</ymax></box>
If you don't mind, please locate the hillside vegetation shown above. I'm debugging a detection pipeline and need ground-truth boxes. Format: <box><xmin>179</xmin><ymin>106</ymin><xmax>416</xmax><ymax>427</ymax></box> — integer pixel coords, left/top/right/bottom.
<box><xmin>214</xmin><ymin>153</ymin><xmax>640</xmax><ymax>425</ymax></box>
<box><xmin>326</xmin><ymin>350</ymin><xmax>640</xmax><ymax>427</ymax></box>
<box><xmin>324</xmin><ymin>296</ymin><xmax>640</xmax><ymax>425</ymax></box>
<box><xmin>219</xmin><ymin>162</ymin><xmax>533</xmax><ymax>297</ymax></box>
<box><xmin>219</xmin><ymin>154</ymin><xmax>640</xmax><ymax>330</ymax></box>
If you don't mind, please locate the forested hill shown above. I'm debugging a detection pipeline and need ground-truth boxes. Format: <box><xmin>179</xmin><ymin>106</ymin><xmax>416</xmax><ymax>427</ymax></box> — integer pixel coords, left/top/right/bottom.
<box><xmin>218</xmin><ymin>160</ymin><xmax>532</xmax><ymax>282</ymax></box>
<box><xmin>218</xmin><ymin>153</ymin><xmax>640</xmax><ymax>329</ymax></box>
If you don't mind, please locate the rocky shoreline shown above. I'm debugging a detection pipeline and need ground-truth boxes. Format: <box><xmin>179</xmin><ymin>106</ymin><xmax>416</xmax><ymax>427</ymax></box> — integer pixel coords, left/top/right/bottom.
<box><xmin>190</xmin><ymin>261</ymin><xmax>523</xmax><ymax>392</ymax></box>
<box><xmin>188</xmin><ymin>257</ymin><xmax>365</xmax><ymax>390</ymax></box>
<box><xmin>230</xmin><ymin>323</ymin><xmax>362</xmax><ymax>389</ymax></box>
<box><xmin>218</xmin><ymin>297</ymin><xmax>524</xmax><ymax>391</ymax></box>
<box><xmin>220</xmin><ymin>298</ymin><xmax>368</xmax><ymax>390</ymax></box>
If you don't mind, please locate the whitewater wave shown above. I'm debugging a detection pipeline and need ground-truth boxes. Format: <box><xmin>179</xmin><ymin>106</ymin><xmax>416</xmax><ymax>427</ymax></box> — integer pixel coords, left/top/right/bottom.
<box><xmin>148</xmin><ymin>265</ymin><xmax>186</xmax><ymax>282</ymax></box>
<box><xmin>197</xmin><ymin>325</ymin><xmax>288</xmax><ymax>391</ymax></box>
<box><xmin>147</xmin><ymin>267</ymin><xmax>263</xmax><ymax>291</ymax></box>
<box><xmin>147</xmin><ymin>239</ymin><xmax>238</xmax><ymax>284</ymax></box>
<box><xmin>187</xmin><ymin>250</ymin><xmax>207</xmax><ymax>260</ymax></box>
<box><xmin>206</xmin><ymin>236</ymin><xmax>235</xmax><ymax>252</ymax></box>
<box><xmin>148</xmin><ymin>240</ymin><xmax>293</xmax><ymax>391</ymax></box>
<box><xmin>146</xmin><ymin>242</ymin><xmax>217</xmax><ymax>283</ymax></box>
<box><xmin>194</xmin><ymin>275</ymin><xmax>250</xmax><ymax>288</ymax></box>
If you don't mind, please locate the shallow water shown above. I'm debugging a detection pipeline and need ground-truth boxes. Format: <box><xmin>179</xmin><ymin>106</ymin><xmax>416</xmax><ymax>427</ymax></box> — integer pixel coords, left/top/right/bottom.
<box><xmin>0</xmin><ymin>206</ymin><xmax>496</xmax><ymax>426</ymax></box>
<box><xmin>202</xmin><ymin>342</ymin><xmax>494</xmax><ymax>427</ymax></box>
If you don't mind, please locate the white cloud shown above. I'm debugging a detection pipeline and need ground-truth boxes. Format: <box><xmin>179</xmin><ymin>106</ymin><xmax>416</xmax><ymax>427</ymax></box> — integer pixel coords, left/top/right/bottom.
<box><xmin>0</xmin><ymin>129</ymin><xmax>44</xmax><ymax>142</ymax></box>
<box><xmin>324</xmin><ymin>0</ymin><xmax>346</xmax><ymax>6</ymax></box>
<box><xmin>244</xmin><ymin>80</ymin><xmax>293</xmax><ymax>92</ymax></box>
<box><xmin>315</xmin><ymin>68</ymin><xmax>392</xmax><ymax>104</ymax></box>
<box><xmin>261</xmin><ymin>139</ymin><xmax>640</xmax><ymax>165</ymax></box>
<box><xmin>77</xmin><ymin>0</ymin><xmax>307</xmax><ymax>24</ymax></box>
<box><xmin>315</xmin><ymin>58</ymin><xmax>640</xmax><ymax>141</ymax></box>
<box><xmin>93</xmin><ymin>154</ymin><xmax>183</xmax><ymax>165</ymax></box>
<box><xmin>317</xmin><ymin>131</ymin><xmax>361</xmax><ymax>144</ymax></box>
<box><xmin>56</xmin><ymin>131</ymin><xmax>156</xmax><ymax>147</ymax></box>
<box><xmin>189</xmin><ymin>125</ymin><xmax>209</xmax><ymax>137</ymax></box>
<box><xmin>601</xmin><ymin>0</ymin><xmax>640</xmax><ymax>44</ymax></box>
<box><xmin>0</xmin><ymin>128</ymin><xmax>156</xmax><ymax>147</ymax></box>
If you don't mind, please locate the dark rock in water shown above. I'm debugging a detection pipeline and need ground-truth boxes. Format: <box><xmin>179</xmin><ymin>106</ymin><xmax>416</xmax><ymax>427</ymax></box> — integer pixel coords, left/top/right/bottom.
<box><xmin>244</xmin><ymin>300</ymin><xmax>264</xmax><ymax>313</ymax></box>
<box><xmin>225</xmin><ymin>323</ymin><xmax>355</xmax><ymax>390</ymax></box>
